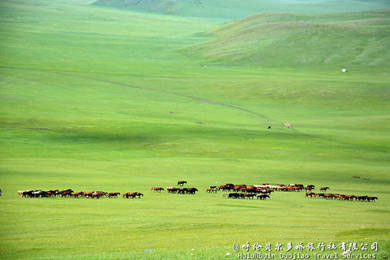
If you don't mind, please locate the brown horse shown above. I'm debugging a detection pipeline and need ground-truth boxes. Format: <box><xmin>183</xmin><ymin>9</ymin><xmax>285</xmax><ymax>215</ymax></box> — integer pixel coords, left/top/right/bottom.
<box><xmin>219</xmin><ymin>184</ymin><xmax>234</xmax><ymax>191</ymax></box>
<box><xmin>305</xmin><ymin>192</ymin><xmax>315</xmax><ymax>198</ymax></box>
<box><xmin>70</xmin><ymin>192</ymin><xmax>83</xmax><ymax>198</ymax></box>
<box><xmin>91</xmin><ymin>191</ymin><xmax>106</xmax><ymax>199</ymax></box>
<box><xmin>320</xmin><ymin>187</ymin><xmax>329</xmax><ymax>191</ymax></box>
<box><xmin>151</xmin><ymin>187</ymin><xmax>164</xmax><ymax>192</ymax></box>
<box><xmin>167</xmin><ymin>187</ymin><xmax>178</xmax><ymax>193</ymax></box>
<box><xmin>233</xmin><ymin>185</ymin><xmax>246</xmax><ymax>191</ymax></box>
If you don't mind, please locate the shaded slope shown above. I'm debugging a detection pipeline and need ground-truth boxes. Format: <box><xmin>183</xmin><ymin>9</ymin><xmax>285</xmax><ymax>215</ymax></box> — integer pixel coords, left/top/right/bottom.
<box><xmin>93</xmin><ymin>0</ymin><xmax>390</xmax><ymax>19</ymax></box>
<box><xmin>188</xmin><ymin>10</ymin><xmax>390</xmax><ymax>66</ymax></box>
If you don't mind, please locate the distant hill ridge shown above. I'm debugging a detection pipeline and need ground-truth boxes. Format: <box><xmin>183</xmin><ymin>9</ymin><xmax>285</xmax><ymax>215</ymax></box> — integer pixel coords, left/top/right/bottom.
<box><xmin>187</xmin><ymin>9</ymin><xmax>390</xmax><ymax>66</ymax></box>
<box><xmin>93</xmin><ymin>0</ymin><xmax>390</xmax><ymax>19</ymax></box>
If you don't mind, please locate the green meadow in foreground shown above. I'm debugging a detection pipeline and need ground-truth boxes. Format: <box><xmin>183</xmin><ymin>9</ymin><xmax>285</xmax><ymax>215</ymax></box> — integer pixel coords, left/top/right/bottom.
<box><xmin>0</xmin><ymin>0</ymin><xmax>389</xmax><ymax>259</ymax></box>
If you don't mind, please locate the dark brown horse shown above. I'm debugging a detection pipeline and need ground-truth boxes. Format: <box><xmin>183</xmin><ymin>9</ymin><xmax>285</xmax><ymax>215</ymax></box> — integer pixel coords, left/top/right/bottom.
<box><xmin>151</xmin><ymin>187</ymin><xmax>164</xmax><ymax>192</ymax></box>
<box><xmin>123</xmin><ymin>192</ymin><xmax>137</xmax><ymax>199</ymax></box>
<box><xmin>244</xmin><ymin>193</ymin><xmax>256</xmax><ymax>199</ymax></box>
<box><xmin>123</xmin><ymin>192</ymin><xmax>143</xmax><ymax>199</ymax></box>
<box><xmin>167</xmin><ymin>187</ymin><xmax>178</xmax><ymax>193</ymax></box>
<box><xmin>108</xmin><ymin>192</ymin><xmax>120</xmax><ymax>198</ymax></box>
<box><xmin>256</xmin><ymin>194</ymin><xmax>270</xmax><ymax>200</ymax></box>
<box><xmin>219</xmin><ymin>184</ymin><xmax>233</xmax><ymax>191</ymax></box>
<box><xmin>177</xmin><ymin>181</ymin><xmax>187</xmax><ymax>186</ymax></box>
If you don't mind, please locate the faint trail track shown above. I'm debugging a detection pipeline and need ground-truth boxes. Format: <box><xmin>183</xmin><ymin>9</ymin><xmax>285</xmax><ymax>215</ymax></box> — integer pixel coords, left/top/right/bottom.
<box><xmin>0</xmin><ymin>65</ymin><xmax>284</xmax><ymax>125</ymax></box>
<box><xmin>84</xmin><ymin>76</ymin><xmax>275</xmax><ymax>122</ymax></box>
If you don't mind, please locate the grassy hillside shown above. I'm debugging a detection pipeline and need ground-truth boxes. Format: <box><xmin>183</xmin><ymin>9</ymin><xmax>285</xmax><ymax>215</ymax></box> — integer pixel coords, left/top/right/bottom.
<box><xmin>188</xmin><ymin>10</ymin><xmax>390</xmax><ymax>66</ymax></box>
<box><xmin>93</xmin><ymin>0</ymin><xmax>390</xmax><ymax>19</ymax></box>
<box><xmin>0</xmin><ymin>0</ymin><xmax>389</xmax><ymax>259</ymax></box>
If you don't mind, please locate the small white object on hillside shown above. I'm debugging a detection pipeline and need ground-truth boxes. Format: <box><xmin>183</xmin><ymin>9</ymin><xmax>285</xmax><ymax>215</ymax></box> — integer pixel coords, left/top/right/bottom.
<box><xmin>341</xmin><ymin>68</ymin><xmax>347</xmax><ymax>73</ymax></box>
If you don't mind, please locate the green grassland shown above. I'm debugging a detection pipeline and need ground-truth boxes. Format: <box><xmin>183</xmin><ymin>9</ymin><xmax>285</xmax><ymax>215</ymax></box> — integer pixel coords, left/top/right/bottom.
<box><xmin>94</xmin><ymin>0</ymin><xmax>390</xmax><ymax>19</ymax></box>
<box><xmin>0</xmin><ymin>0</ymin><xmax>390</xmax><ymax>259</ymax></box>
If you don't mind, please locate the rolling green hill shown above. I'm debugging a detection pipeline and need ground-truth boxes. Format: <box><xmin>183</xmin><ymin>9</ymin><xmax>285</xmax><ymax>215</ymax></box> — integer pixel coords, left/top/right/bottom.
<box><xmin>188</xmin><ymin>10</ymin><xmax>390</xmax><ymax>66</ymax></box>
<box><xmin>93</xmin><ymin>0</ymin><xmax>390</xmax><ymax>19</ymax></box>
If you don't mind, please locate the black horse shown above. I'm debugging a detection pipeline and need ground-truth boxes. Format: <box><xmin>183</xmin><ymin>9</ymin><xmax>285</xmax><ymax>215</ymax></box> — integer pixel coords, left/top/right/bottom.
<box><xmin>256</xmin><ymin>194</ymin><xmax>270</xmax><ymax>200</ymax></box>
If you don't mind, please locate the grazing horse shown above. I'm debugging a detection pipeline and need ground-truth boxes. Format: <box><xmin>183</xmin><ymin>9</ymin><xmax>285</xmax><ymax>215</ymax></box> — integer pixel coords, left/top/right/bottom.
<box><xmin>357</xmin><ymin>196</ymin><xmax>368</xmax><ymax>201</ymax></box>
<box><xmin>24</xmin><ymin>190</ymin><xmax>35</xmax><ymax>197</ymax></box>
<box><xmin>108</xmin><ymin>192</ymin><xmax>120</xmax><ymax>198</ymax></box>
<box><xmin>219</xmin><ymin>183</ymin><xmax>235</xmax><ymax>191</ymax></box>
<box><xmin>245</xmin><ymin>186</ymin><xmax>256</xmax><ymax>193</ymax></box>
<box><xmin>177</xmin><ymin>188</ymin><xmax>186</xmax><ymax>194</ymax></box>
<box><xmin>151</xmin><ymin>187</ymin><xmax>164</xmax><ymax>192</ymax></box>
<box><xmin>256</xmin><ymin>194</ymin><xmax>270</xmax><ymax>200</ymax></box>
<box><xmin>320</xmin><ymin>187</ymin><xmax>329</xmax><ymax>191</ymax></box>
<box><xmin>305</xmin><ymin>185</ymin><xmax>315</xmax><ymax>191</ymax></box>
<box><xmin>47</xmin><ymin>190</ymin><xmax>59</xmax><ymax>197</ymax></box>
<box><xmin>244</xmin><ymin>193</ymin><xmax>256</xmax><ymax>199</ymax></box>
<box><xmin>177</xmin><ymin>181</ymin><xmax>187</xmax><ymax>186</ymax></box>
<box><xmin>367</xmin><ymin>196</ymin><xmax>378</xmax><ymax>202</ymax></box>
<box><xmin>59</xmin><ymin>189</ymin><xmax>74</xmax><ymax>197</ymax></box>
<box><xmin>233</xmin><ymin>185</ymin><xmax>246</xmax><ymax>192</ymax></box>
<box><xmin>91</xmin><ymin>191</ymin><xmax>106</xmax><ymax>199</ymax></box>
<box><xmin>167</xmin><ymin>187</ymin><xmax>178</xmax><ymax>193</ymax></box>
<box><xmin>32</xmin><ymin>190</ymin><xmax>50</xmax><ymax>197</ymax></box>
<box><xmin>305</xmin><ymin>192</ymin><xmax>316</xmax><ymax>198</ymax></box>
<box><xmin>206</xmin><ymin>187</ymin><xmax>218</xmax><ymax>193</ymax></box>
<box><xmin>84</xmin><ymin>192</ymin><xmax>93</xmax><ymax>198</ymax></box>
<box><xmin>70</xmin><ymin>192</ymin><xmax>83</xmax><ymax>198</ymax></box>
<box><xmin>323</xmin><ymin>193</ymin><xmax>334</xmax><ymax>199</ymax></box>
<box><xmin>186</xmin><ymin>188</ymin><xmax>198</xmax><ymax>194</ymax></box>
<box><xmin>344</xmin><ymin>195</ymin><xmax>356</xmax><ymax>201</ymax></box>
<box><xmin>219</xmin><ymin>185</ymin><xmax>232</xmax><ymax>191</ymax></box>
<box><xmin>228</xmin><ymin>193</ymin><xmax>240</xmax><ymax>199</ymax></box>
<box><xmin>123</xmin><ymin>192</ymin><xmax>137</xmax><ymax>199</ymax></box>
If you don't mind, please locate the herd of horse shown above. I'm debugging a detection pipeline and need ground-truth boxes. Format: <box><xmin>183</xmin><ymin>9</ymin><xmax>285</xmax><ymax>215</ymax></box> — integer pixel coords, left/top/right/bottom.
<box><xmin>305</xmin><ymin>192</ymin><xmax>378</xmax><ymax>202</ymax></box>
<box><xmin>17</xmin><ymin>189</ymin><xmax>143</xmax><ymax>199</ymax></box>
<box><xmin>224</xmin><ymin>193</ymin><xmax>270</xmax><ymax>200</ymax></box>
<box><xmin>17</xmin><ymin>181</ymin><xmax>378</xmax><ymax>202</ymax></box>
